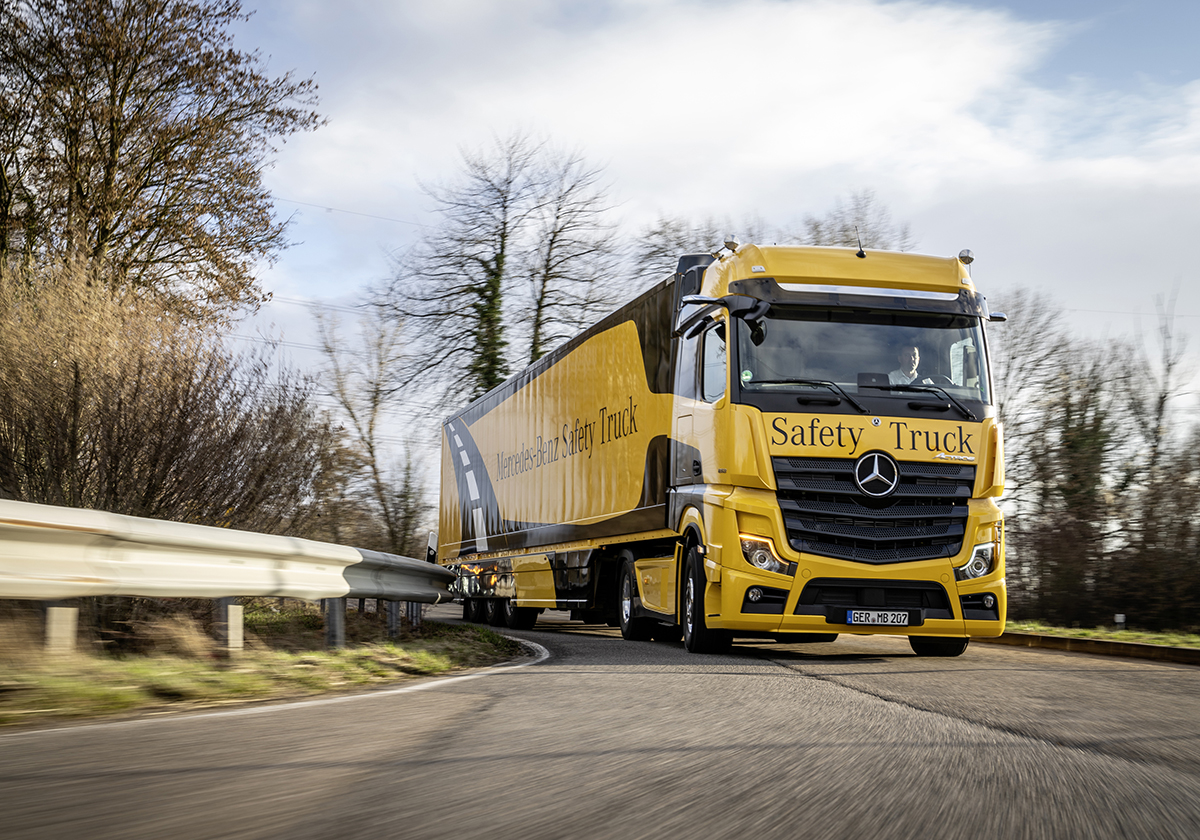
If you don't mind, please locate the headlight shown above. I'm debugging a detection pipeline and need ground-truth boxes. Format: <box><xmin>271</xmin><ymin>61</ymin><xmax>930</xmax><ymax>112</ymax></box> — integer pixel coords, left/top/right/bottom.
<box><xmin>955</xmin><ymin>542</ymin><xmax>995</xmax><ymax>581</ymax></box>
<box><xmin>740</xmin><ymin>536</ymin><xmax>794</xmax><ymax>576</ymax></box>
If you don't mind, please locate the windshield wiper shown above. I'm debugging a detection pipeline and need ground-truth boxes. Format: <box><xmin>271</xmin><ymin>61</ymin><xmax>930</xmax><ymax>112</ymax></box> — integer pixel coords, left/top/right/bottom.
<box><xmin>860</xmin><ymin>383</ymin><xmax>977</xmax><ymax>421</ymax></box>
<box><xmin>751</xmin><ymin>379</ymin><xmax>870</xmax><ymax>414</ymax></box>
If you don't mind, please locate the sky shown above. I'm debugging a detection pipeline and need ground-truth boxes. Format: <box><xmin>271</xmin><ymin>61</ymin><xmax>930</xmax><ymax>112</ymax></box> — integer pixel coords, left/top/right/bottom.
<box><xmin>228</xmin><ymin>0</ymin><xmax>1200</xmax><ymax>454</ymax></box>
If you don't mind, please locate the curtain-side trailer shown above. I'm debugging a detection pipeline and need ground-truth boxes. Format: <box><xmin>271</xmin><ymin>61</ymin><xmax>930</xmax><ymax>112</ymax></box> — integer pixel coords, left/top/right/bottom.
<box><xmin>437</xmin><ymin>243</ymin><xmax>1007</xmax><ymax>655</ymax></box>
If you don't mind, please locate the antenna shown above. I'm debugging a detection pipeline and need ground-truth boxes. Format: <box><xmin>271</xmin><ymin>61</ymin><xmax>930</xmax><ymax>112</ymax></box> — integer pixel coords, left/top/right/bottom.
<box><xmin>854</xmin><ymin>226</ymin><xmax>866</xmax><ymax>259</ymax></box>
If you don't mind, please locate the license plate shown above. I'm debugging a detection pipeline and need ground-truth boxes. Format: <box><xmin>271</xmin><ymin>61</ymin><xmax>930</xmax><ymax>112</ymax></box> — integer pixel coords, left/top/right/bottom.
<box><xmin>846</xmin><ymin>610</ymin><xmax>909</xmax><ymax>626</ymax></box>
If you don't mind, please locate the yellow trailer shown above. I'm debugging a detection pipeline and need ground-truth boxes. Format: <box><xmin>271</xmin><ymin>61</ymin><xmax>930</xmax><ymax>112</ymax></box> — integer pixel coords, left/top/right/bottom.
<box><xmin>438</xmin><ymin>243</ymin><xmax>1006</xmax><ymax>655</ymax></box>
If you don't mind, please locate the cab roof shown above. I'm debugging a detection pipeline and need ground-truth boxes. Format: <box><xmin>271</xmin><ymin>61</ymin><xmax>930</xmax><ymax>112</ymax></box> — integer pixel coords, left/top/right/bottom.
<box><xmin>702</xmin><ymin>244</ymin><xmax>973</xmax><ymax>298</ymax></box>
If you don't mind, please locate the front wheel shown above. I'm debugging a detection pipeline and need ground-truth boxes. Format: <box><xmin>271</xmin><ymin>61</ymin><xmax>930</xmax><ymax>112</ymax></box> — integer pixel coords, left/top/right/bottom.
<box><xmin>682</xmin><ymin>547</ymin><xmax>731</xmax><ymax>654</ymax></box>
<box><xmin>909</xmin><ymin>636</ymin><xmax>970</xmax><ymax>657</ymax></box>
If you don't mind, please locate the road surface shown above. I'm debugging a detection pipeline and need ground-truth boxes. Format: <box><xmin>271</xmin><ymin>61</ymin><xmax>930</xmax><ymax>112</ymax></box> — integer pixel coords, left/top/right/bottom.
<box><xmin>2</xmin><ymin>606</ymin><xmax>1198</xmax><ymax>839</ymax></box>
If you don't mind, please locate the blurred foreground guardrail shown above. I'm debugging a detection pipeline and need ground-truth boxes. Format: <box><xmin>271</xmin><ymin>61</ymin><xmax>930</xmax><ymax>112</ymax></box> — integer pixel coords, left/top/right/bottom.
<box><xmin>0</xmin><ymin>498</ymin><xmax>455</xmax><ymax>653</ymax></box>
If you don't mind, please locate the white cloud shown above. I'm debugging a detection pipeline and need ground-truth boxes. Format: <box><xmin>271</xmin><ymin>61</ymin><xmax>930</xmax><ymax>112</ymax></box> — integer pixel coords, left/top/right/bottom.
<box><xmin>237</xmin><ymin>0</ymin><xmax>1200</xmax><ymax>354</ymax></box>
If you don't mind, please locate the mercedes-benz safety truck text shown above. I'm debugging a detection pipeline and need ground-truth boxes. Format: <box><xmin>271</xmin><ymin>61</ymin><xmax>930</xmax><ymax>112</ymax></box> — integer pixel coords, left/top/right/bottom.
<box><xmin>437</xmin><ymin>243</ymin><xmax>1007</xmax><ymax>656</ymax></box>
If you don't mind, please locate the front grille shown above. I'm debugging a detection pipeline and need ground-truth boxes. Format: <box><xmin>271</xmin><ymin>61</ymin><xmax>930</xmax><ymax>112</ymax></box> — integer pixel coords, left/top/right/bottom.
<box><xmin>775</xmin><ymin>455</ymin><xmax>974</xmax><ymax>564</ymax></box>
<box><xmin>795</xmin><ymin>578</ymin><xmax>954</xmax><ymax>619</ymax></box>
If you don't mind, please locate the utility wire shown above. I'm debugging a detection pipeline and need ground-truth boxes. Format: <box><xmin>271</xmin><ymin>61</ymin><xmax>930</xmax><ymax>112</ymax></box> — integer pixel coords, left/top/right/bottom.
<box><xmin>275</xmin><ymin>196</ymin><xmax>429</xmax><ymax>228</ymax></box>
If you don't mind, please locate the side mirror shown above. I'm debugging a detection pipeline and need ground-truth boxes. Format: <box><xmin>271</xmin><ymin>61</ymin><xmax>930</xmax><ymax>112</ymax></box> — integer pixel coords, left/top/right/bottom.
<box><xmin>989</xmin><ymin>312</ymin><xmax>1008</xmax><ymax>323</ymax></box>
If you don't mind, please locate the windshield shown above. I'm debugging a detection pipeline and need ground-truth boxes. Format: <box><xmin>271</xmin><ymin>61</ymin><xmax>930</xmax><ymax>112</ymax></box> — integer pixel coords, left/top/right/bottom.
<box><xmin>736</xmin><ymin>306</ymin><xmax>991</xmax><ymax>406</ymax></box>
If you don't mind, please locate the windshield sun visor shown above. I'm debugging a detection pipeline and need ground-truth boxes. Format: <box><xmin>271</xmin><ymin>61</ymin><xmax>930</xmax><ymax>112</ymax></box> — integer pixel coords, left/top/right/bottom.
<box><xmin>728</xmin><ymin>277</ymin><xmax>990</xmax><ymax>319</ymax></box>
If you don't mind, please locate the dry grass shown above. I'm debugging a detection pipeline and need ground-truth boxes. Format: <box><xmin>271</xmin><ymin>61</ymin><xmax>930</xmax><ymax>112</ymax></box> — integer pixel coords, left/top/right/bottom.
<box><xmin>0</xmin><ymin>602</ymin><xmax>522</xmax><ymax>728</ymax></box>
<box><xmin>1006</xmin><ymin>620</ymin><xmax>1200</xmax><ymax>649</ymax></box>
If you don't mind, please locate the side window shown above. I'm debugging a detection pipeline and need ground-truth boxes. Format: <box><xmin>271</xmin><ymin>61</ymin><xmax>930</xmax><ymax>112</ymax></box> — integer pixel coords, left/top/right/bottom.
<box><xmin>675</xmin><ymin>332</ymin><xmax>699</xmax><ymax>401</ymax></box>
<box><xmin>701</xmin><ymin>322</ymin><xmax>727</xmax><ymax>403</ymax></box>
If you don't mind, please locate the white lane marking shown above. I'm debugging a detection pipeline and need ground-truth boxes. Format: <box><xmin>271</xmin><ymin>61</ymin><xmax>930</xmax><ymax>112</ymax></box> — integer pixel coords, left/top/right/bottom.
<box><xmin>459</xmin><ymin>449</ymin><xmax>470</xmax><ymax>467</ymax></box>
<box><xmin>454</xmin><ymin>434</ymin><xmax>463</xmax><ymax>448</ymax></box>
<box><xmin>472</xmin><ymin>508</ymin><xmax>488</xmax><ymax>551</ymax></box>
<box><xmin>0</xmin><ymin>638</ymin><xmax>551</xmax><ymax>740</ymax></box>
<box><xmin>465</xmin><ymin>470</ymin><xmax>480</xmax><ymax>501</ymax></box>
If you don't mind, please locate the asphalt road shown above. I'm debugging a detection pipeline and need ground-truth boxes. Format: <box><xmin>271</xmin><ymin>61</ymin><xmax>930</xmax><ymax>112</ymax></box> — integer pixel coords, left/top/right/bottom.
<box><xmin>2</xmin><ymin>606</ymin><xmax>1199</xmax><ymax>840</ymax></box>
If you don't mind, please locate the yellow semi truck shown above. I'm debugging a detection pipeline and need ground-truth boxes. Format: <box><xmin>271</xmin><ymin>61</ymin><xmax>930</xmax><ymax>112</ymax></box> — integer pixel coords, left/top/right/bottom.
<box><xmin>437</xmin><ymin>242</ymin><xmax>1006</xmax><ymax>655</ymax></box>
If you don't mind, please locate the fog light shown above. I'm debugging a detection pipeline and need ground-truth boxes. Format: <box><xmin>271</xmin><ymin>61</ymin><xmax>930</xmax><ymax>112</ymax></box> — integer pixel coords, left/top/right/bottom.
<box><xmin>983</xmin><ymin>593</ymin><xmax>996</xmax><ymax>609</ymax></box>
<box><xmin>955</xmin><ymin>542</ymin><xmax>995</xmax><ymax>581</ymax></box>
<box><xmin>747</xmin><ymin>587</ymin><xmax>763</xmax><ymax>603</ymax></box>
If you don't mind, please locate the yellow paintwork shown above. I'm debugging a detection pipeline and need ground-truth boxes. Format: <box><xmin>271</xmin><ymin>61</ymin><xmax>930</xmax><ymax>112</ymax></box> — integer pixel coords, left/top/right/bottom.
<box><xmin>703</xmin><ymin>244</ymin><xmax>973</xmax><ymax>298</ymax></box>
<box><xmin>439</xmin><ymin>427</ymin><xmax>463</xmax><ymax>551</ymax></box>
<box><xmin>511</xmin><ymin>553</ymin><xmax>557</xmax><ymax>608</ymax></box>
<box><xmin>633</xmin><ymin>556</ymin><xmax>677</xmax><ymax>615</ymax></box>
<box><xmin>440</xmin><ymin>318</ymin><xmax>676</xmax><ymax>560</ymax></box>
<box><xmin>441</xmin><ymin>244</ymin><xmax>1006</xmax><ymax>641</ymax></box>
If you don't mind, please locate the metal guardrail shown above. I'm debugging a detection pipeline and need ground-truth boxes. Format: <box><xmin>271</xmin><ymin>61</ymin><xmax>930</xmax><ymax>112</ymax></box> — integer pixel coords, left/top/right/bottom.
<box><xmin>0</xmin><ymin>498</ymin><xmax>454</xmax><ymax>603</ymax></box>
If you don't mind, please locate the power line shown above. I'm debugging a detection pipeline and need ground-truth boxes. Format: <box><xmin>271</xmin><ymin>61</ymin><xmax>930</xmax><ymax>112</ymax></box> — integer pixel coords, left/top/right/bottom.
<box><xmin>269</xmin><ymin>295</ymin><xmax>366</xmax><ymax>314</ymax></box>
<box><xmin>275</xmin><ymin>196</ymin><xmax>429</xmax><ymax>229</ymax></box>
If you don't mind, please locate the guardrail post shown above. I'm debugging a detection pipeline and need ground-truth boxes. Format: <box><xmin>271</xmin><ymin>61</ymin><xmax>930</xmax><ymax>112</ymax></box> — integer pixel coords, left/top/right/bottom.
<box><xmin>386</xmin><ymin>600</ymin><xmax>400</xmax><ymax>638</ymax></box>
<box><xmin>213</xmin><ymin>597</ymin><xmax>244</xmax><ymax>655</ymax></box>
<box><xmin>406</xmin><ymin>601</ymin><xmax>422</xmax><ymax>629</ymax></box>
<box><xmin>44</xmin><ymin>601</ymin><xmax>78</xmax><ymax>655</ymax></box>
<box><xmin>325</xmin><ymin>597</ymin><xmax>346</xmax><ymax>648</ymax></box>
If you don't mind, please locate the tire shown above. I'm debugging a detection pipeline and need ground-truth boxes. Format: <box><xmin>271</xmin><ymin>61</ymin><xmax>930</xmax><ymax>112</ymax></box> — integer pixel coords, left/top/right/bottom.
<box><xmin>465</xmin><ymin>598</ymin><xmax>486</xmax><ymax>624</ymax></box>
<box><xmin>485</xmin><ymin>598</ymin><xmax>507</xmax><ymax>627</ymax></box>
<box><xmin>681</xmin><ymin>546</ymin><xmax>731</xmax><ymax>654</ymax></box>
<box><xmin>461</xmin><ymin>599</ymin><xmax>471</xmax><ymax>621</ymax></box>
<box><xmin>618</xmin><ymin>560</ymin><xmax>655</xmax><ymax>641</ymax></box>
<box><xmin>909</xmin><ymin>636</ymin><xmax>970</xmax><ymax>657</ymax></box>
<box><xmin>503</xmin><ymin>598</ymin><xmax>538</xmax><ymax>630</ymax></box>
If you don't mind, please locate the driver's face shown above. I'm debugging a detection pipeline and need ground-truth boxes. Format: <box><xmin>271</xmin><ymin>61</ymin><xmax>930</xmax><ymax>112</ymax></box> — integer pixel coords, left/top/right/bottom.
<box><xmin>899</xmin><ymin>346</ymin><xmax>919</xmax><ymax>372</ymax></box>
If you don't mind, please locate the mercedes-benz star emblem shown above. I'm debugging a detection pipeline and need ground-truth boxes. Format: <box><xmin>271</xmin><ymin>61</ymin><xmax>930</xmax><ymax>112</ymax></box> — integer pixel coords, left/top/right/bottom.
<box><xmin>854</xmin><ymin>452</ymin><xmax>900</xmax><ymax>497</ymax></box>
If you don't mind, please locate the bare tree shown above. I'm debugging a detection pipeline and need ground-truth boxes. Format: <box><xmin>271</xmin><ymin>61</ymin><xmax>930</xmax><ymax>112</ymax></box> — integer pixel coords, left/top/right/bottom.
<box><xmin>383</xmin><ymin>133</ymin><xmax>542</xmax><ymax>403</ymax></box>
<box><xmin>796</xmin><ymin>189</ymin><xmax>914</xmax><ymax>251</ymax></box>
<box><xmin>986</xmin><ymin>287</ymin><xmax>1074</xmax><ymax>519</ymax></box>
<box><xmin>0</xmin><ymin>0</ymin><xmax>323</xmax><ymax>316</ymax></box>
<box><xmin>316</xmin><ymin>304</ymin><xmax>429</xmax><ymax>556</ymax></box>
<box><xmin>631</xmin><ymin>215</ymin><xmax>771</xmax><ymax>281</ymax></box>
<box><xmin>1106</xmin><ymin>290</ymin><xmax>1197</xmax><ymax>629</ymax></box>
<box><xmin>521</xmin><ymin>150</ymin><xmax>621</xmax><ymax>363</ymax></box>
<box><xmin>383</xmin><ymin>134</ymin><xmax>621</xmax><ymax>403</ymax></box>
<box><xmin>0</xmin><ymin>261</ymin><xmax>338</xmax><ymax>533</ymax></box>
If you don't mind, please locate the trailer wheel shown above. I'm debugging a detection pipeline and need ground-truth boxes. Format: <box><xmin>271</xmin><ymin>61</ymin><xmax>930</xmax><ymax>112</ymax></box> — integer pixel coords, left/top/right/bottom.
<box><xmin>485</xmin><ymin>598</ymin><xmax>506</xmax><ymax>627</ymax></box>
<box><xmin>503</xmin><ymin>598</ymin><xmax>538</xmax><ymax>630</ymax></box>
<box><xmin>909</xmin><ymin>636</ymin><xmax>970</xmax><ymax>657</ymax></box>
<box><xmin>465</xmin><ymin>598</ymin><xmax>486</xmax><ymax>624</ymax></box>
<box><xmin>618</xmin><ymin>561</ymin><xmax>655</xmax><ymax>641</ymax></box>
<box><xmin>682</xmin><ymin>546</ymin><xmax>731</xmax><ymax>654</ymax></box>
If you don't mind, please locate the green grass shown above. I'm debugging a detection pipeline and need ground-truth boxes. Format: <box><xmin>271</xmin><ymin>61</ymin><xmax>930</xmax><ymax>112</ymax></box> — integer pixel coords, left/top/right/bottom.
<box><xmin>1006</xmin><ymin>620</ymin><xmax>1200</xmax><ymax>649</ymax></box>
<box><xmin>0</xmin><ymin>618</ymin><xmax>523</xmax><ymax>728</ymax></box>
